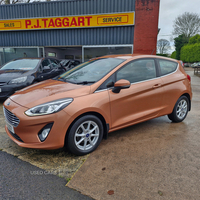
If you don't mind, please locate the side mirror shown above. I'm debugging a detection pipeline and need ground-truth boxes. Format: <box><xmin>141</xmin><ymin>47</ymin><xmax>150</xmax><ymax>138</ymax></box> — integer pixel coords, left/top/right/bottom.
<box><xmin>112</xmin><ymin>79</ymin><xmax>131</xmax><ymax>93</ymax></box>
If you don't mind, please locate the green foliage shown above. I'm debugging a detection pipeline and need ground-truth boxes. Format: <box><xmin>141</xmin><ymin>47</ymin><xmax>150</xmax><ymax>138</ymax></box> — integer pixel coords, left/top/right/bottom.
<box><xmin>174</xmin><ymin>34</ymin><xmax>189</xmax><ymax>60</ymax></box>
<box><xmin>188</xmin><ymin>34</ymin><xmax>200</xmax><ymax>44</ymax></box>
<box><xmin>170</xmin><ymin>51</ymin><xmax>176</xmax><ymax>59</ymax></box>
<box><xmin>67</xmin><ymin>178</ymin><xmax>71</xmax><ymax>182</ymax></box>
<box><xmin>180</xmin><ymin>43</ymin><xmax>200</xmax><ymax>62</ymax></box>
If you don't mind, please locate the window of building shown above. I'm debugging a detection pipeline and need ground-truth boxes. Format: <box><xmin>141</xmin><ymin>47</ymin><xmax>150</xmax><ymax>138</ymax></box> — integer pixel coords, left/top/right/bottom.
<box><xmin>65</xmin><ymin>55</ymin><xmax>74</xmax><ymax>59</ymax></box>
<box><xmin>0</xmin><ymin>47</ymin><xmax>44</xmax><ymax>65</ymax></box>
<box><xmin>82</xmin><ymin>45</ymin><xmax>133</xmax><ymax>62</ymax></box>
<box><xmin>48</xmin><ymin>52</ymin><xmax>56</xmax><ymax>57</ymax></box>
<box><xmin>4</xmin><ymin>48</ymin><xmax>16</xmax><ymax>53</ymax></box>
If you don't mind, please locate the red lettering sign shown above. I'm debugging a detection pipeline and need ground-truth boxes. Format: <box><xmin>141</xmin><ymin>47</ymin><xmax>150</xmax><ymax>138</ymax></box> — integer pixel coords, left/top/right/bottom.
<box><xmin>42</xmin><ymin>19</ymin><xmax>48</xmax><ymax>28</ymax></box>
<box><xmin>34</xmin><ymin>19</ymin><xmax>40</xmax><ymax>28</ymax></box>
<box><xmin>25</xmin><ymin>20</ymin><xmax>31</xmax><ymax>28</ymax></box>
<box><xmin>55</xmin><ymin>18</ymin><xmax>62</xmax><ymax>27</ymax></box>
<box><xmin>78</xmin><ymin>17</ymin><xmax>85</xmax><ymax>26</ymax></box>
<box><xmin>48</xmin><ymin>19</ymin><xmax>55</xmax><ymax>27</ymax></box>
<box><xmin>70</xmin><ymin>17</ymin><xmax>77</xmax><ymax>26</ymax></box>
<box><xmin>85</xmin><ymin>17</ymin><xmax>92</xmax><ymax>26</ymax></box>
<box><xmin>62</xmin><ymin>18</ymin><xmax>69</xmax><ymax>27</ymax></box>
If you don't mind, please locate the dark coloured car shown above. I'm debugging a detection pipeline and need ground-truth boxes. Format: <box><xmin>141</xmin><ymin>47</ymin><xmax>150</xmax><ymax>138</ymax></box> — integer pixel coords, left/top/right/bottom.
<box><xmin>59</xmin><ymin>59</ymin><xmax>81</xmax><ymax>71</ymax></box>
<box><xmin>0</xmin><ymin>58</ymin><xmax>66</xmax><ymax>99</ymax></box>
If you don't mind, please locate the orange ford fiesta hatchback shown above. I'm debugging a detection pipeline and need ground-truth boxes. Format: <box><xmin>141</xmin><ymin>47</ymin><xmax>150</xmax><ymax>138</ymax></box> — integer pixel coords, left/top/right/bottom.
<box><xmin>3</xmin><ymin>55</ymin><xmax>192</xmax><ymax>155</ymax></box>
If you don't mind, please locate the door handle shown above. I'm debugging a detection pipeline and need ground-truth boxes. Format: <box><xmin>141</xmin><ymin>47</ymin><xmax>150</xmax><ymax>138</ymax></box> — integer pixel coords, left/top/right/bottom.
<box><xmin>152</xmin><ymin>83</ymin><xmax>161</xmax><ymax>88</ymax></box>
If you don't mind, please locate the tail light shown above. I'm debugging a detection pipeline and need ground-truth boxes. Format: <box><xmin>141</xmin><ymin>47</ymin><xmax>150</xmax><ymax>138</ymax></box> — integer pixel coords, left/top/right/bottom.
<box><xmin>187</xmin><ymin>74</ymin><xmax>191</xmax><ymax>82</ymax></box>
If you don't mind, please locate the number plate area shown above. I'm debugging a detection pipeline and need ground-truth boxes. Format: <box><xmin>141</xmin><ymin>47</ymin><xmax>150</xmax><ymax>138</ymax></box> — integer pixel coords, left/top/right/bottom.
<box><xmin>6</xmin><ymin>120</ymin><xmax>15</xmax><ymax>134</ymax></box>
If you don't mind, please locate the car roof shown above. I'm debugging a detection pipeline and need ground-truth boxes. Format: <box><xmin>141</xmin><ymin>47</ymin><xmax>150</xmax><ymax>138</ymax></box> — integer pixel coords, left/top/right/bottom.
<box><xmin>14</xmin><ymin>57</ymin><xmax>41</xmax><ymax>60</ymax></box>
<box><xmin>98</xmin><ymin>54</ymin><xmax>178</xmax><ymax>62</ymax></box>
<box><xmin>13</xmin><ymin>57</ymin><xmax>59</xmax><ymax>61</ymax></box>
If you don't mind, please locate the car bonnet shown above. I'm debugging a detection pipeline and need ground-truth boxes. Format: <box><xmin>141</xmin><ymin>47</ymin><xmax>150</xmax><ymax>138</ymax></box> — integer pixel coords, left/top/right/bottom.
<box><xmin>9</xmin><ymin>79</ymin><xmax>91</xmax><ymax>108</ymax></box>
<box><xmin>0</xmin><ymin>69</ymin><xmax>30</xmax><ymax>82</ymax></box>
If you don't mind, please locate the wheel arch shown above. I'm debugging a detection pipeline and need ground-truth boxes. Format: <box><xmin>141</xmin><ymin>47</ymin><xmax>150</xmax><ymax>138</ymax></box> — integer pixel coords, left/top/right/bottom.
<box><xmin>181</xmin><ymin>93</ymin><xmax>191</xmax><ymax>111</ymax></box>
<box><xmin>64</xmin><ymin>111</ymin><xmax>109</xmax><ymax>147</ymax></box>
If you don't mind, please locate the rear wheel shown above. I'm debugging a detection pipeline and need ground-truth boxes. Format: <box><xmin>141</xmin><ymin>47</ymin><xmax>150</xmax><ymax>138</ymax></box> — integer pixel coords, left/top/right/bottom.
<box><xmin>67</xmin><ymin>115</ymin><xmax>103</xmax><ymax>156</ymax></box>
<box><xmin>168</xmin><ymin>96</ymin><xmax>189</xmax><ymax>123</ymax></box>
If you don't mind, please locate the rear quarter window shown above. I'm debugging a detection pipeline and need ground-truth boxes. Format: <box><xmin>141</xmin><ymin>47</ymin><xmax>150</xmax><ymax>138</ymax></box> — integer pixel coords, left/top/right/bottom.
<box><xmin>158</xmin><ymin>59</ymin><xmax>178</xmax><ymax>76</ymax></box>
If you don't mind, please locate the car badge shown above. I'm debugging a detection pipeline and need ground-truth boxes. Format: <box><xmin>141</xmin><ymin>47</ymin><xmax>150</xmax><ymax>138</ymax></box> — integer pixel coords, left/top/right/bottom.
<box><xmin>7</xmin><ymin>102</ymin><xmax>10</xmax><ymax>106</ymax></box>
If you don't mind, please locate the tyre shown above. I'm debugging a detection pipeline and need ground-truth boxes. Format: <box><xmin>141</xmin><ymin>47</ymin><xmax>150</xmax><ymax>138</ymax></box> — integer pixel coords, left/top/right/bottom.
<box><xmin>168</xmin><ymin>96</ymin><xmax>189</xmax><ymax>123</ymax></box>
<box><xmin>67</xmin><ymin>115</ymin><xmax>104</xmax><ymax>156</ymax></box>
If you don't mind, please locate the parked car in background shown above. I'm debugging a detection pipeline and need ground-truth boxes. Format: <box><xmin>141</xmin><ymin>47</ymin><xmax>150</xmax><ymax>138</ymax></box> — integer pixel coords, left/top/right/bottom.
<box><xmin>3</xmin><ymin>55</ymin><xmax>192</xmax><ymax>156</ymax></box>
<box><xmin>191</xmin><ymin>62</ymin><xmax>200</xmax><ymax>68</ymax></box>
<box><xmin>59</xmin><ymin>59</ymin><xmax>81</xmax><ymax>71</ymax></box>
<box><xmin>184</xmin><ymin>63</ymin><xmax>190</xmax><ymax>67</ymax></box>
<box><xmin>191</xmin><ymin>63</ymin><xmax>196</xmax><ymax>67</ymax></box>
<box><xmin>0</xmin><ymin>58</ymin><xmax>66</xmax><ymax>99</ymax></box>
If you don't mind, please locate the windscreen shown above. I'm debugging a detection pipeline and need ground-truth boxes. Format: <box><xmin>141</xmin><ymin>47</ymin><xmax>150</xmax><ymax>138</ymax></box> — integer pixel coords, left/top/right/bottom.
<box><xmin>1</xmin><ymin>59</ymin><xmax>40</xmax><ymax>70</ymax></box>
<box><xmin>57</xmin><ymin>58</ymin><xmax>125</xmax><ymax>84</ymax></box>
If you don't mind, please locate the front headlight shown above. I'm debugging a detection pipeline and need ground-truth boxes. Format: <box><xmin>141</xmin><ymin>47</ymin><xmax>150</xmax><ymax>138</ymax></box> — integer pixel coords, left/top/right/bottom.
<box><xmin>9</xmin><ymin>76</ymin><xmax>27</xmax><ymax>84</ymax></box>
<box><xmin>25</xmin><ymin>98</ymin><xmax>73</xmax><ymax>116</ymax></box>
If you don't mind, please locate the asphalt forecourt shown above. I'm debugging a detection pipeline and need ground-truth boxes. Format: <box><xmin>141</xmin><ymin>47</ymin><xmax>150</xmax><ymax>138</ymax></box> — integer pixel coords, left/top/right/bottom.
<box><xmin>68</xmin><ymin>68</ymin><xmax>200</xmax><ymax>200</ymax></box>
<box><xmin>0</xmin><ymin>151</ymin><xmax>93</xmax><ymax>200</ymax></box>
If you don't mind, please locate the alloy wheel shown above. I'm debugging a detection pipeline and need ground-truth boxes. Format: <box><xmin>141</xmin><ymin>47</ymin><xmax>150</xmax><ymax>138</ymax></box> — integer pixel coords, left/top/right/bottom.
<box><xmin>74</xmin><ymin>120</ymin><xmax>100</xmax><ymax>151</ymax></box>
<box><xmin>176</xmin><ymin>99</ymin><xmax>188</xmax><ymax>120</ymax></box>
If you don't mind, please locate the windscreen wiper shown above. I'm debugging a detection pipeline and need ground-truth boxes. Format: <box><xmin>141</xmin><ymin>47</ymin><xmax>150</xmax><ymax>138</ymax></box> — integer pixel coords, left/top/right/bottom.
<box><xmin>75</xmin><ymin>81</ymin><xmax>96</xmax><ymax>85</ymax></box>
<box><xmin>54</xmin><ymin>77</ymin><xmax>65</xmax><ymax>82</ymax></box>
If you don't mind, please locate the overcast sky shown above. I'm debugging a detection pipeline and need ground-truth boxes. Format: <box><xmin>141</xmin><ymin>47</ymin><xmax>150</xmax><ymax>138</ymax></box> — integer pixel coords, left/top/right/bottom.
<box><xmin>158</xmin><ymin>0</ymin><xmax>200</xmax><ymax>52</ymax></box>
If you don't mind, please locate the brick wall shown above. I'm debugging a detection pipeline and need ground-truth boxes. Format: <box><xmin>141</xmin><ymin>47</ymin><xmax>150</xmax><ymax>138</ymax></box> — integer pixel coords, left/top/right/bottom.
<box><xmin>133</xmin><ymin>0</ymin><xmax>160</xmax><ymax>55</ymax></box>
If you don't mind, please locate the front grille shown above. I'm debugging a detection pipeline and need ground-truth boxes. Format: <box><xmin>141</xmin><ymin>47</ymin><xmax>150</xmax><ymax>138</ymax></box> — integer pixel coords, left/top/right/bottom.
<box><xmin>0</xmin><ymin>82</ymin><xmax>6</xmax><ymax>86</ymax></box>
<box><xmin>3</xmin><ymin>106</ymin><xmax>20</xmax><ymax>127</ymax></box>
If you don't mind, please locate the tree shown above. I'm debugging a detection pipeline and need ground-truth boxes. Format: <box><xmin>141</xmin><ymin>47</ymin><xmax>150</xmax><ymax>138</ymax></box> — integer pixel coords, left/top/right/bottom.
<box><xmin>180</xmin><ymin>34</ymin><xmax>200</xmax><ymax>62</ymax></box>
<box><xmin>188</xmin><ymin>34</ymin><xmax>200</xmax><ymax>44</ymax></box>
<box><xmin>0</xmin><ymin>0</ymin><xmax>52</xmax><ymax>4</ymax></box>
<box><xmin>0</xmin><ymin>0</ymin><xmax>30</xmax><ymax>4</ymax></box>
<box><xmin>171</xmin><ymin>51</ymin><xmax>176</xmax><ymax>59</ymax></box>
<box><xmin>173</xmin><ymin>12</ymin><xmax>200</xmax><ymax>38</ymax></box>
<box><xmin>174</xmin><ymin>34</ymin><xmax>188</xmax><ymax>60</ymax></box>
<box><xmin>180</xmin><ymin>43</ymin><xmax>200</xmax><ymax>63</ymax></box>
<box><xmin>157</xmin><ymin>39</ymin><xmax>170</xmax><ymax>54</ymax></box>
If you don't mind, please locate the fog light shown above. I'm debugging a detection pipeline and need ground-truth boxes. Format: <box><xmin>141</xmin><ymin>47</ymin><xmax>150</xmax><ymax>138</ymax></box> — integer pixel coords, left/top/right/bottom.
<box><xmin>38</xmin><ymin>123</ymin><xmax>53</xmax><ymax>142</ymax></box>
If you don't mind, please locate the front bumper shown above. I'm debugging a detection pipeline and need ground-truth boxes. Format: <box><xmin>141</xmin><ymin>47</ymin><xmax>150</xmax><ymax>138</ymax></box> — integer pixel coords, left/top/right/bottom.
<box><xmin>3</xmin><ymin>98</ymin><xmax>72</xmax><ymax>150</ymax></box>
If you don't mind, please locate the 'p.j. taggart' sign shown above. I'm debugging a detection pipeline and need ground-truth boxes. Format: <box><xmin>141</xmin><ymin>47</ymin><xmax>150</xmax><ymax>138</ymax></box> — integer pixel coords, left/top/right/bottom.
<box><xmin>0</xmin><ymin>12</ymin><xmax>135</xmax><ymax>31</ymax></box>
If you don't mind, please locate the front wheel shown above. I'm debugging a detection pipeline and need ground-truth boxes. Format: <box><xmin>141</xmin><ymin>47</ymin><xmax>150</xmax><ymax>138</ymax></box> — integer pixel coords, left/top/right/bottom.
<box><xmin>67</xmin><ymin>115</ymin><xmax>103</xmax><ymax>156</ymax></box>
<box><xmin>168</xmin><ymin>96</ymin><xmax>189</xmax><ymax>123</ymax></box>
